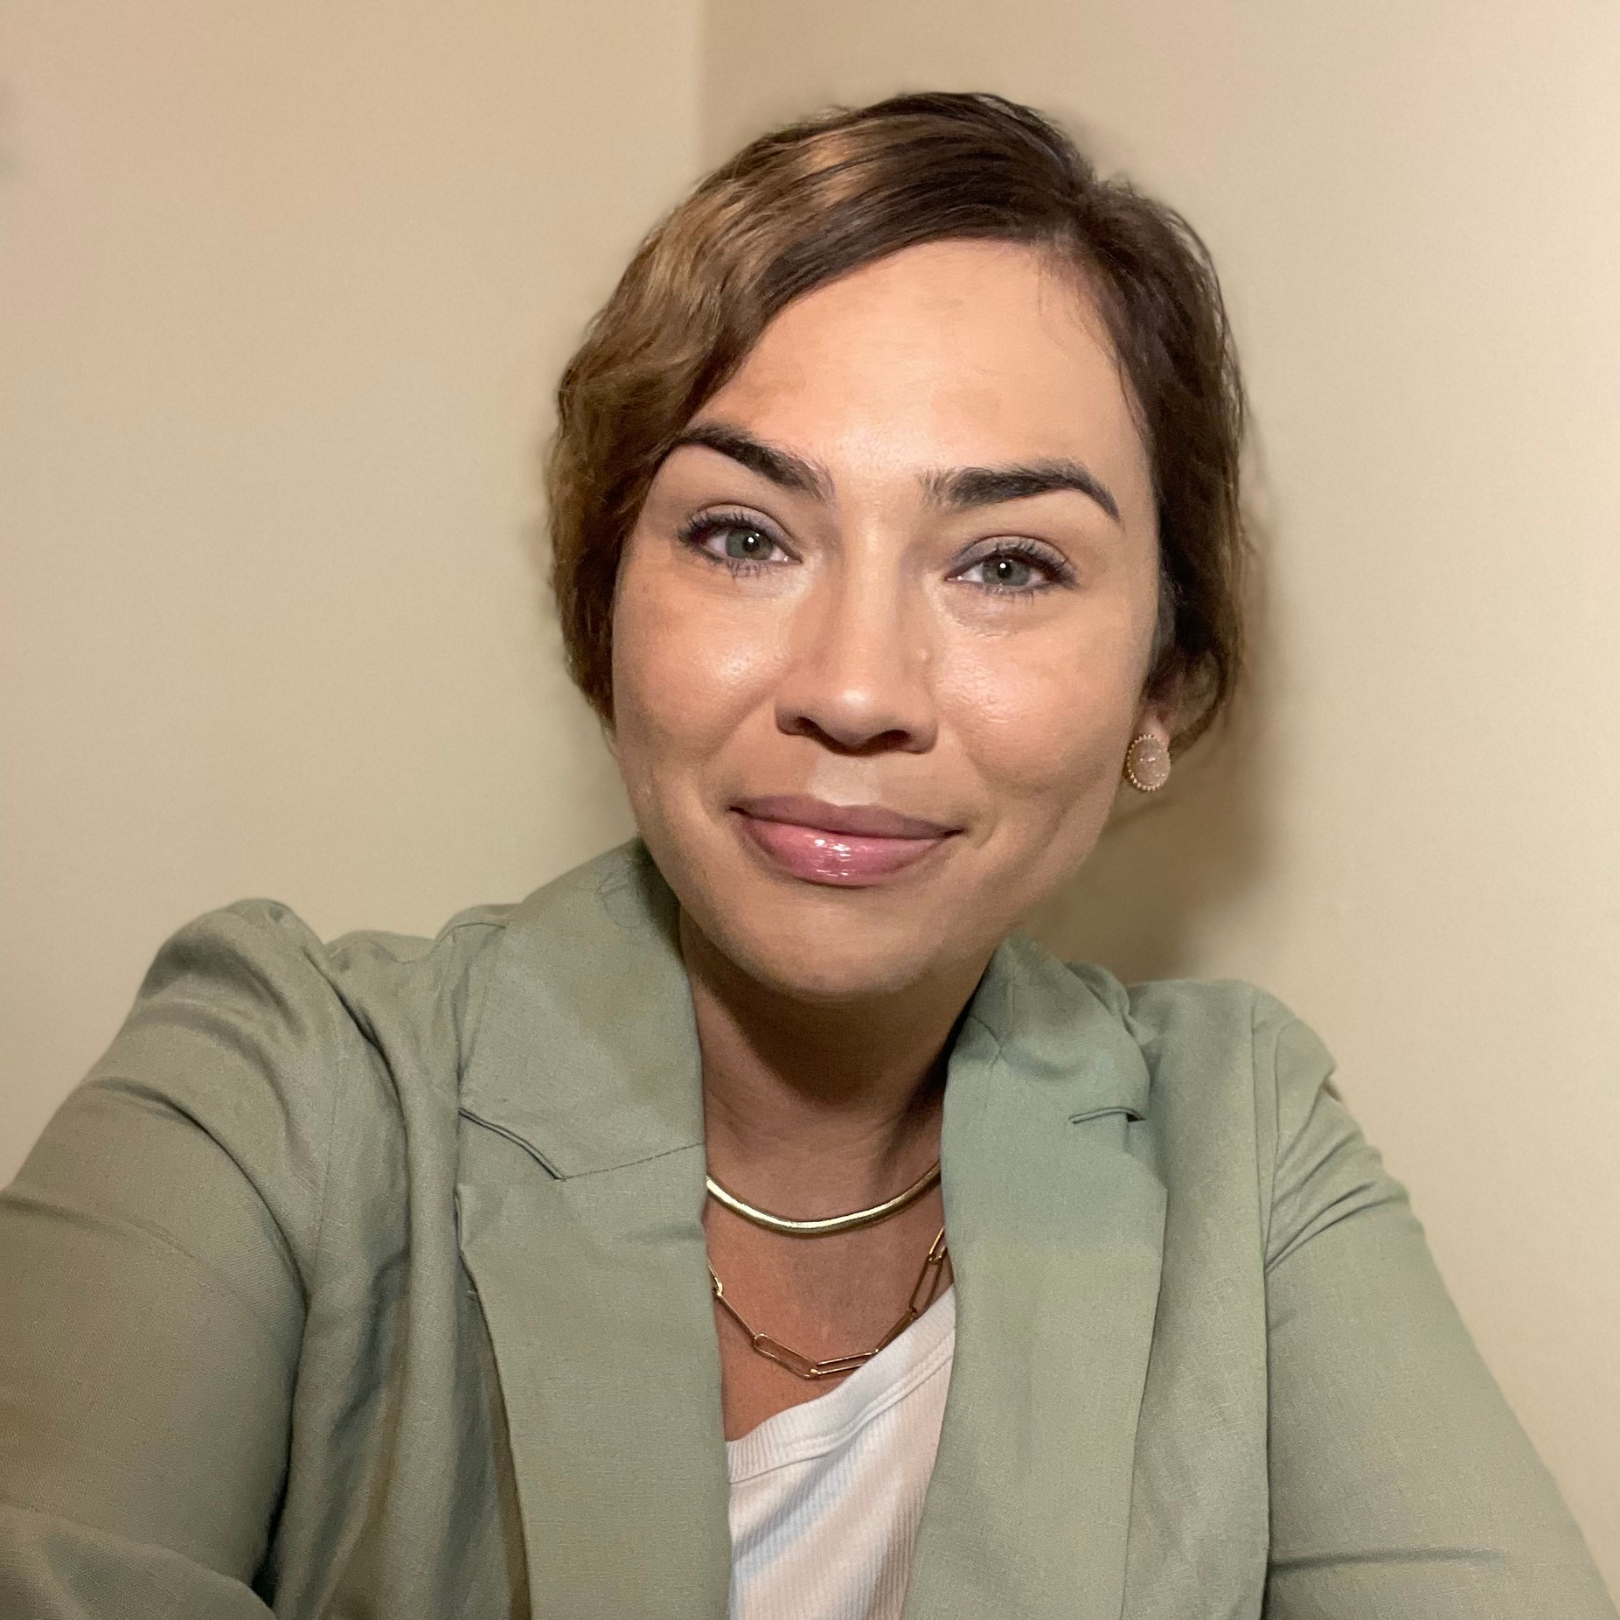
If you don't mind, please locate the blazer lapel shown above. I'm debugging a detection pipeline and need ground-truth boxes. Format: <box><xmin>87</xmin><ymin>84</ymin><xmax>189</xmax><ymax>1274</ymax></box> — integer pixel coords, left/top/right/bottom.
<box><xmin>905</xmin><ymin>936</ymin><xmax>1167</xmax><ymax>1620</ymax></box>
<box><xmin>454</xmin><ymin>844</ymin><xmax>730</xmax><ymax>1618</ymax></box>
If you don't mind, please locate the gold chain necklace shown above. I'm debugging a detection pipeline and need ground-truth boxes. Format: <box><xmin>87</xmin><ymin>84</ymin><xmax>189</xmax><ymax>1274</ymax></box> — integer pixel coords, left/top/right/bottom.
<box><xmin>709</xmin><ymin>1227</ymin><xmax>949</xmax><ymax>1381</ymax></box>
<box><xmin>704</xmin><ymin>1161</ymin><xmax>941</xmax><ymax>1237</ymax></box>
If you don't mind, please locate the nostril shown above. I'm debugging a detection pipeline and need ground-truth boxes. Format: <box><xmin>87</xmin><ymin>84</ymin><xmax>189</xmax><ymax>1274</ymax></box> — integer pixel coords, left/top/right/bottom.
<box><xmin>774</xmin><ymin>641</ymin><xmax>939</xmax><ymax>754</ymax></box>
<box><xmin>782</xmin><ymin>713</ymin><xmax>916</xmax><ymax>756</ymax></box>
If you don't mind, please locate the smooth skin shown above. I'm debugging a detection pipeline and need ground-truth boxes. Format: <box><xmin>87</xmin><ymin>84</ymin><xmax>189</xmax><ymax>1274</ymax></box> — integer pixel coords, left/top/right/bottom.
<box><xmin>612</xmin><ymin>239</ymin><xmax>1172</xmax><ymax>1439</ymax></box>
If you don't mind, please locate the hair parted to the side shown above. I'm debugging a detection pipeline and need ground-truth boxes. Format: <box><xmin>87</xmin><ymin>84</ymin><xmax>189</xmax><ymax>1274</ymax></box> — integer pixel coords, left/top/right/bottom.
<box><xmin>548</xmin><ymin>91</ymin><xmax>1248</xmax><ymax>748</ymax></box>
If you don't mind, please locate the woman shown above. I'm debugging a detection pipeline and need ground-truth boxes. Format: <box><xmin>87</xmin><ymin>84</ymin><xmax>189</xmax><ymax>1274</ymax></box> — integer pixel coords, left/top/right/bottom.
<box><xmin>0</xmin><ymin>92</ymin><xmax>1612</xmax><ymax>1620</ymax></box>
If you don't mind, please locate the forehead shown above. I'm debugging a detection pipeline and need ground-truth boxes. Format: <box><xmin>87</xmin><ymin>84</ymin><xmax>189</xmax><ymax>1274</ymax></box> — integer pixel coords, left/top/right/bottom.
<box><xmin>700</xmin><ymin>239</ymin><xmax>1150</xmax><ymax>512</ymax></box>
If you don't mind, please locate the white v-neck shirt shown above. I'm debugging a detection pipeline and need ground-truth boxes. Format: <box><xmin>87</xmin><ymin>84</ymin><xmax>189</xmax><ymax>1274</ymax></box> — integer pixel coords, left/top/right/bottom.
<box><xmin>726</xmin><ymin>1287</ymin><xmax>956</xmax><ymax>1620</ymax></box>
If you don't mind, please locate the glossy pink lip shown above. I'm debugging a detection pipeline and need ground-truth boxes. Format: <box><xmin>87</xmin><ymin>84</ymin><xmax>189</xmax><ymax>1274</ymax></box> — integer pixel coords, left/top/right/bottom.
<box><xmin>732</xmin><ymin>795</ymin><xmax>958</xmax><ymax>887</ymax></box>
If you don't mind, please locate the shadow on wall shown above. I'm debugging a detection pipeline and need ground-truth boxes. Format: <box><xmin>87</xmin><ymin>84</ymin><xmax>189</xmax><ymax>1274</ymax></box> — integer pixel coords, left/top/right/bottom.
<box><xmin>1024</xmin><ymin>497</ymin><xmax>1279</xmax><ymax>984</ymax></box>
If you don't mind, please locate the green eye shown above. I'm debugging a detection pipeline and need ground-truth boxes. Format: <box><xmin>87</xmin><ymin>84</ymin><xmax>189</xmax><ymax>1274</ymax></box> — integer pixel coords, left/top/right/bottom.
<box><xmin>959</xmin><ymin>549</ymin><xmax>1057</xmax><ymax>591</ymax></box>
<box><xmin>984</xmin><ymin>555</ymin><xmax>1035</xmax><ymax>588</ymax></box>
<box><xmin>723</xmin><ymin>527</ymin><xmax>773</xmax><ymax>560</ymax></box>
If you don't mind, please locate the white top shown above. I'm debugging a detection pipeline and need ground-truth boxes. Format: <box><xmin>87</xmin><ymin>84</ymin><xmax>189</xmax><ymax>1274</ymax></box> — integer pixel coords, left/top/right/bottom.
<box><xmin>726</xmin><ymin>1287</ymin><xmax>956</xmax><ymax>1620</ymax></box>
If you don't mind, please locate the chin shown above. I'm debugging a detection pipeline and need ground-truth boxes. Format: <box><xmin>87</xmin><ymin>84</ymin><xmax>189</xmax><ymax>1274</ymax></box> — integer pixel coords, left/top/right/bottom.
<box><xmin>705</xmin><ymin>899</ymin><xmax>976</xmax><ymax>1006</ymax></box>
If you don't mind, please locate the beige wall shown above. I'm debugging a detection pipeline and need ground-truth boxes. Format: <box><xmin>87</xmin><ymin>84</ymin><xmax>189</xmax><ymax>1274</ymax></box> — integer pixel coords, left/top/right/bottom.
<box><xmin>704</xmin><ymin>0</ymin><xmax>1620</xmax><ymax>1583</ymax></box>
<box><xmin>0</xmin><ymin>1</ymin><xmax>689</xmax><ymax>1170</ymax></box>
<box><xmin>3</xmin><ymin>0</ymin><xmax>1616</xmax><ymax>1589</ymax></box>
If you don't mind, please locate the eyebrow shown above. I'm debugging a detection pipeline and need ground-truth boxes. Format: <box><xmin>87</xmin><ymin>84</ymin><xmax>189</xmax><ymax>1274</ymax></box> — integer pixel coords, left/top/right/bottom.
<box><xmin>922</xmin><ymin>461</ymin><xmax>1121</xmax><ymax>523</ymax></box>
<box><xmin>668</xmin><ymin>423</ymin><xmax>833</xmax><ymax>500</ymax></box>
<box><xmin>668</xmin><ymin>422</ymin><xmax>1120</xmax><ymax>524</ymax></box>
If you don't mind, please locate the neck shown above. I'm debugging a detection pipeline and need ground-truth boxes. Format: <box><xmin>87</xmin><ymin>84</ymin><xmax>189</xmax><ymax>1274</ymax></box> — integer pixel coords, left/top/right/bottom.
<box><xmin>680</xmin><ymin>911</ymin><xmax>991</xmax><ymax>1212</ymax></box>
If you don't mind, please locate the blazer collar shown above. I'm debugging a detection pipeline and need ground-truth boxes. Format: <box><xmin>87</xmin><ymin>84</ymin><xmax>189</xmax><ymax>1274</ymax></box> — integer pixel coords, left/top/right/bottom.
<box><xmin>456</xmin><ymin>841</ymin><xmax>1166</xmax><ymax>1619</ymax></box>
<box><xmin>962</xmin><ymin>928</ymin><xmax>1153</xmax><ymax>1123</ymax></box>
<box><xmin>457</xmin><ymin>840</ymin><xmax>703</xmax><ymax>1176</ymax></box>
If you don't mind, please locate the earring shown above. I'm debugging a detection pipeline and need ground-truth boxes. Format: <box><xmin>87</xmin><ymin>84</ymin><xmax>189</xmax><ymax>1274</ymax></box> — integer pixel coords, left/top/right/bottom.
<box><xmin>1123</xmin><ymin>733</ymin><xmax>1172</xmax><ymax>793</ymax></box>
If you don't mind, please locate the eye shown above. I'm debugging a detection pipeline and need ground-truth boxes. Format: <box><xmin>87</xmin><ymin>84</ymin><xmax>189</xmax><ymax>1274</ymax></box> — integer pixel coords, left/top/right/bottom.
<box><xmin>678</xmin><ymin>510</ymin><xmax>792</xmax><ymax>573</ymax></box>
<box><xmin>718</xmin><ymin>526</ymin><xmax>776</xmax><ymax>563</ymax></box>
<box><xmin>971</xmin><ymin>555</ymin><xmax>1039</xmax><ymax>590</ymax></box>
<box><xmin>952</xmin><ymin>540</ymin><xmax>1074</xmax><ymax>595</ymax></box>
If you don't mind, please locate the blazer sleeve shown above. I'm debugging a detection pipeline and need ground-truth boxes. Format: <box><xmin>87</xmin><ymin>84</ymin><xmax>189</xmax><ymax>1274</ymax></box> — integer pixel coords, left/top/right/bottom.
<box><xmin>0</xmin><ymin>906</ymin><xmax>342</xmax><ymax>1617</ymax></box>
<box><xmin>1256</xmin><ymin>1001</ymin><xmax>1617</xmax><ymax>1618</ymax></box>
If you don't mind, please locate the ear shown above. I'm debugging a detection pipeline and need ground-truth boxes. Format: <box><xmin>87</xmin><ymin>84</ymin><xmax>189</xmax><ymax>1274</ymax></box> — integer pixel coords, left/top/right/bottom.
<box><xmin>1132</xmin><ymin>705</ymin><xmax>1172</xmax><ymax>747</ymax></box>
<box><xmin>1131</xmin><ymin>674</ymin><xmax>1182</xmax><ymax>751</ymax></box>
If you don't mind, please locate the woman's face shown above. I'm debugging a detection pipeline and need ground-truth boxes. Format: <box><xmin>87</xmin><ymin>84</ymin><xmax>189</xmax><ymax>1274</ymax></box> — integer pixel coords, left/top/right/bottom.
<box><xmin>612</xmin><ymin>239</ymin><xmax>1166</xmax><ymax>1004</ymax></box>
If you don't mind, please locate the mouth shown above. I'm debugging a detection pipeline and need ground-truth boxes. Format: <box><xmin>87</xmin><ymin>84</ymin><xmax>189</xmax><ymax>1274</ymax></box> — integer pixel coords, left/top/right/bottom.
<box><xmin>730</xmin><ymin>794</ymin><xmax>958</xmax><ymax>887</ymax></box>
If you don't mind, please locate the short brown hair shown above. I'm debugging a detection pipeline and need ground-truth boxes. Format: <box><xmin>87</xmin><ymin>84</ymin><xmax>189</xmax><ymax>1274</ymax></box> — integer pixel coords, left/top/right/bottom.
<box><xmin>548</xmin><ymin>92</ymin><xmax>1247</xmax><ymax>747</ymax></box>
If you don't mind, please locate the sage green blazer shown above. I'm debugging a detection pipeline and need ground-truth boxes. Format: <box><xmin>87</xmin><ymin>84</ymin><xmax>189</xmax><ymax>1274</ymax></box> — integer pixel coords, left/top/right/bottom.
<box><xmin>1</xmin><ymin>841</ymin><xmax>1612</xmax><ymax>1618</ymax></box>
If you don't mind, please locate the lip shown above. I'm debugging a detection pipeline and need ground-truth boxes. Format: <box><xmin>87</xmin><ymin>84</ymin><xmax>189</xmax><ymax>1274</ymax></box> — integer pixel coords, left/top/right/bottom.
<box><xmin>731</xmin><ymin>795</ymin><xmax>958</xmax><ymax>887</ymax></box>
<box><xmin>735</xmin><ymin>795</ymin><xmax>955</xmax><ymax>839</ymax></box>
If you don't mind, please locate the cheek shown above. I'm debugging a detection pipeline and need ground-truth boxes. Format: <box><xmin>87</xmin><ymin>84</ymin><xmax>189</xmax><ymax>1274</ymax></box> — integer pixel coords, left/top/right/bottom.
<box><xmin>938</xmin><ymin>620</ymin><xmax>1141</xmax><ymax>816</ymax></box>
<box><xmin>610</xmin><ymin>543</ymin><xmax>785</xmax><ymax>787</ymax></box>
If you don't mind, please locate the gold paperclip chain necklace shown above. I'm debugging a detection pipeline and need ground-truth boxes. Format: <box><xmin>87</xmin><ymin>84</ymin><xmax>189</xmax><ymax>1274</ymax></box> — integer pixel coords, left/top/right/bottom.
<box><xmin>708</xmin><ymin>1227</ymin><xmax>950</xmax><ymax>1381</ymax></box>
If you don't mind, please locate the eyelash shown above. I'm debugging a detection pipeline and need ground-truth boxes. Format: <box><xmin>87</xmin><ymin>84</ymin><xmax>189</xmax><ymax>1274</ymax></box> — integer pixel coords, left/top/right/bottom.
<box><xmin>676</xmin><ymin>512</ymin><xmax>1076</xmax><ymax>595</ymax></box>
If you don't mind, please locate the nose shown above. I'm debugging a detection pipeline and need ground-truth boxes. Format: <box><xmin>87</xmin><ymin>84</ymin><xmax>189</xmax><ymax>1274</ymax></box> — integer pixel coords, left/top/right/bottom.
<box><xmin>774</xmin><ymin>560</ymin><xmax>937</xmax><ymax>755</ymax></box>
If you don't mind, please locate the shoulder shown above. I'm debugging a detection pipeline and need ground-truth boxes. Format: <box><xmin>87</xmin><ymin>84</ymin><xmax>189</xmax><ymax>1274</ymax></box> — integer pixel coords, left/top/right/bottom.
<box><xmin>985</xmin><ymin>940</ymin><xmax>1337</xmax><ymax>1138</ymax></box>
<box><xmin>1061</xmin><ymin>963</ymin><xmax>1360</xmax><ymax>1241</ymax></box>
<box><xmin>113</xmin><ymin>892</ymin><xmax>516</xmax><ymax>1080</ymax></box>
<box><xmin>1063</xmin><ymin>962</ymin><xmax>1328</xmax><ymax>1098</ymax></box>
<box><xmin>67</xmin><ymin>894</ymin><xmax>518</xmax><ymax>1268</ymax></box>
<box><xmin>1074</xmin><ymin>964</ymin><xmax>1396</xmax><ymax>1267</ymax></box>
<box><xmin>1073</xmin><ymin>963</ymin><xmax>1328</xmax><ymax>1088</ymax></box>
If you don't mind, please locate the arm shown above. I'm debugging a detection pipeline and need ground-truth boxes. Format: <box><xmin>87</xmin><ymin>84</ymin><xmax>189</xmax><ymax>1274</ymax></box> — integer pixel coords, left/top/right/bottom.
<box><xmin>0</xmin><ymin>908</ymin><xmax>337</xmax><ymax>1616</ymax></box>
<box><xmin>1258</xmin><ymin>1007</ymin><xmax>1616</xmax><ymax>1617</ymax></box>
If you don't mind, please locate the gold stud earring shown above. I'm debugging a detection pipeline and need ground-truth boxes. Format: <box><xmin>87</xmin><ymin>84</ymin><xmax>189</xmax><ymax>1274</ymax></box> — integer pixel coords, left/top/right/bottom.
<box><xmin>1123</xmin><ymin>733</ymin><xmax>1172</xmax><ymax>793</ymax></box>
